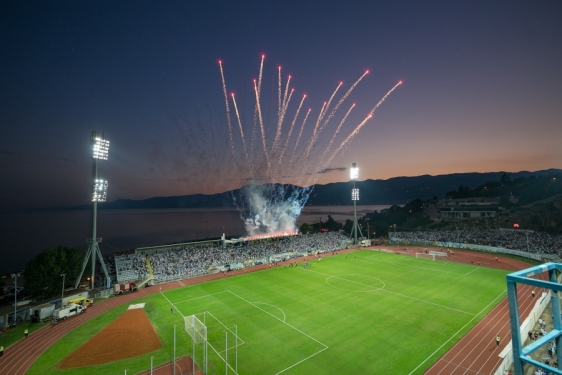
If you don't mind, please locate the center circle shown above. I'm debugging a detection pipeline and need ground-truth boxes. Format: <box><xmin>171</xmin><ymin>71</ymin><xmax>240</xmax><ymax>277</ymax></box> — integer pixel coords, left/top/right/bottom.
<box><xmin>325</xmin><ymin>274</ymin><xmax>385</xmax><ymax>292</ymax></box>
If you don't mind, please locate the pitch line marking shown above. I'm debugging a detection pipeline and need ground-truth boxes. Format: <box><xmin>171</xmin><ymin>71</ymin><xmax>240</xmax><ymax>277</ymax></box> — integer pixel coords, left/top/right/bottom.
<box><xmin>464</xmin><ymin>268</ymin><xmax>480</xmax><ymax>276</ymax></box>
<box><xmin>227</xmin><ymin>290</ymin><xmax>328</xmax><ymax>375</ymax></box>
<box><xmin>251</xmin><ymin>302</ymin><xmax>287</xmax><ymax>322</ymax></box>
<box><xmin>366</xmin><ymin>252</ymin><xmax>508</xmax><ymax>274</ymax></box>
<box><xmin>203</xmin><ymin>310</ymin><xmax>246</xmax><ymax>346</ymax></box>
<box><xmin>304</xmin><ymin>268</ymin><xmax>474</xmax><ymax>316</ymax></box>
<box><xmin>365</xmin><ymin>255</ymin><xmax>461</xmax><ymax>274</ymax></box>
<box><xmin>407</xmin><ymin>289</ymin><xmax>506</xmax><ymax>375</ymax></box>
<box><xmin>325</xmin><ymin>274</ymin><xmax>385</xmax><ymax>292</ymax></box>
<box><xmin>173</xmin><ymin>290</ymin><xmax>229</xmax><ymax>305</ymax></box>
<box><xmin>227</xmin><ymin>290</ymin><xmax>327</xmax><ymax>348</ymax></box>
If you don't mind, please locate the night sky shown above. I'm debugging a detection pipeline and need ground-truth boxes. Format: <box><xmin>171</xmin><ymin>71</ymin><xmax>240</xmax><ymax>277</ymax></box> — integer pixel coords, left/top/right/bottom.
<box><xmin>1</xmin><ymin>1</ymin><xmax>561</xmax><ymax>211</ymax></box>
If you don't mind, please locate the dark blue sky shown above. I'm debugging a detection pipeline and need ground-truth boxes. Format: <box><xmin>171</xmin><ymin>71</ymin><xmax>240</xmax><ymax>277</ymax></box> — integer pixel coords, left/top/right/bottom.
<box><xmin>1</xmin><ymin>1</ymin><xmax>561</xmax><ymax>211</ymax></box>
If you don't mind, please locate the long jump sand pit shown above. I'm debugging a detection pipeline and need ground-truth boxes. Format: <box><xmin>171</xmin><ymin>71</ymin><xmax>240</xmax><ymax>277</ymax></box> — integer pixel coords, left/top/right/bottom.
<box><xmin>58</xmin><ymin>306</ymin><xmax>162</xmax><ymax>368</ymax></box>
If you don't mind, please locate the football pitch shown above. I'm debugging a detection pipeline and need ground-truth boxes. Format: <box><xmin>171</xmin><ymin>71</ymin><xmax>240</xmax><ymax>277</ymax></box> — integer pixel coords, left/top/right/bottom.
<box><xmin>29</xmin><ymin>250</ymin><xmax>510</xmax><ymax>375</ymax></box>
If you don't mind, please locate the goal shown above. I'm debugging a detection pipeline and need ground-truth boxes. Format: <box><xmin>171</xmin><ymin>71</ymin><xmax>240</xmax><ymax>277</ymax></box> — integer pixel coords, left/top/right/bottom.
<box><xmin>184</xmin><ymin>314</ymin><xmax>207</xmax><ymax>344</ymax></box>
<box><xmin>185</xmin><ymin>314</ymin><xmax>208</xmax><ymax>374</ymax></box>
<box><xmin>184</xmin><ymin>313</ymin><xmax>241</xmax><ymax>374</ymax></box>
<box><xmin>415</xmin><ymin>252</ymin><xmax>436</xmax><ymax>261</ymax></box>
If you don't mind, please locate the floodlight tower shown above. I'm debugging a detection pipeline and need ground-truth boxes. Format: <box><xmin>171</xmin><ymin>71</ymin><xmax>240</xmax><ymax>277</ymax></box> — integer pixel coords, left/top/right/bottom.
<box><xmin>350</xmin><ymin>163</ymin><xmax>364</xmax><ymax>245</ymax></box>
<box><xmin>74</xmin><ymin>131</ymin><xmax>112</xmax><ymax>290</ymax></box>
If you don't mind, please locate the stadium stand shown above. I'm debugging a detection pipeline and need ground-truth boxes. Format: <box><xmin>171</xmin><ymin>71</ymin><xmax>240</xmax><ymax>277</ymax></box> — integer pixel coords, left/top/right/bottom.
<box><xmin>113</xmin><ymin>232</ymin><xmax>352</xmax><ymax>283</ymax></box>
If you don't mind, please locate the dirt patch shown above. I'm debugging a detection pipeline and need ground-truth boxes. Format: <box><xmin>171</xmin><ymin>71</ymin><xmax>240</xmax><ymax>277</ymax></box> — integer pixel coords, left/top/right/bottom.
<box><xmin>57</xmin><ymin>308</ymin><xmax>162</xmax><ymax>368</ymax></box>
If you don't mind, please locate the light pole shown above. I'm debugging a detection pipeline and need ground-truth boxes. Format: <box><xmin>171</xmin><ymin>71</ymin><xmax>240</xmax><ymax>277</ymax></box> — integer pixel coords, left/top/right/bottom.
<box><xmin>60</xmin><ymin>273</ymin><xmax>66</xmax><ymax>307</ymax></box>
<box><xmin>11</xmin><ymin>273</ymin><xmax>19</xmax><ymax>326</ymax></box>
<box><xmin>350</xmin><ymin>163</ymin><xmax>364</xmax><ymax>245</ymax></box>
<box><xmin>206</xmin><ymin>220</ymin><xmax>208</xmax><ymax>238</ymax></box>
<box><xmin>75</xmin><ymin>131</ymin><xmax>112</xmax><ymax>290</ymax></box>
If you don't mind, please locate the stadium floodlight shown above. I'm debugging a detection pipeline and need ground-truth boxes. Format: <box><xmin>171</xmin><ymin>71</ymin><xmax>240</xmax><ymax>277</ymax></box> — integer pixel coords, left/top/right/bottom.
<box><xmin>350</xmin><ymin>162</ymin><xmax>359</xmax><ymax>180</ymax></box>
<box><xmin>350</xmin><ymin>162</ymin><xmax>363</xmax><ymax>245</ymax></box>
<box><xmin>92</xmin><ymin>179</ymin><xmax>108</xmax><ymax>202</ymax></box>
<box><xmin>75</xmin><ymin>131</ymin><xmax>112</xmax><ymax>291</ymax></box>
<box><xmin>92</xmin><ymin>136</ymin><xmax>110</xmax><ymax>160</ymax></box>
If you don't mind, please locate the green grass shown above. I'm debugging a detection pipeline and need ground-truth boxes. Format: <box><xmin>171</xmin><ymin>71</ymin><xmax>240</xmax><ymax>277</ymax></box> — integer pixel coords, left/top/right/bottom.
<box><xmin>28</xmin><ymin>250</ymin><xmax>510</xmax><ymax>375</ymax></box>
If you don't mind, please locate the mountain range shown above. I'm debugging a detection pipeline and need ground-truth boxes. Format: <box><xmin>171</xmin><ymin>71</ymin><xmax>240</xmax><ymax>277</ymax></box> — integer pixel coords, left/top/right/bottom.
<box><xmin>66</xmin><ymin>169</ymin><xmax>562</xmax><ymax>210</ymax></box>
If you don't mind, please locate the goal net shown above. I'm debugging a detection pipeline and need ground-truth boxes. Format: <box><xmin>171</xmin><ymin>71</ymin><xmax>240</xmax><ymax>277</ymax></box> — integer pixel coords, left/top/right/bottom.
<box><xmin>184</xmin><ymin>314</ymin><xmax>207</xmax><ymax>344</ymax></box>
<box><xmin>184</xmin><ymin>312</ymin><xmax>241</xmax><ymax>374</ymax></box>
<box><xmin>415</xmin><ymin>252</ymin><xmax>436</xmax><ymax>261</ymax></box>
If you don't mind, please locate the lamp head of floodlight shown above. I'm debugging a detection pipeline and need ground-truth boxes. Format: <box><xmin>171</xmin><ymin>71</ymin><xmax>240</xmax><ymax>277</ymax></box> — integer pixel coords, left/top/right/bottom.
<box><xmin>352</xmin><ymin>188</ymin><xmax>359</xmax><ymax>201</ymax></box>
<box><xmin>350</xmin><ymin>163</ymin><xmax>359</xmax><ymax>180</ymax></box>
<box><xmin>91</xmin><ymin>132</ymin><xmax>109</xmax><ymax>160</ymax></box>
<box><xmin>92</xmin><ymin>179</ymin><xmax>108</xmax><ymax>202</ymax></box>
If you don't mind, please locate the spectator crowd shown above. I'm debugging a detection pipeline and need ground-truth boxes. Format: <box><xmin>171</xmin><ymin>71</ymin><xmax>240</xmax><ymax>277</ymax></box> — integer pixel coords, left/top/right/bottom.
<box><xmin>395</xmin><ymin>229</ymin><xmax>562</xmax><ymax>257</ymax></box>
<box><xmin>115</xmin><ymin>232</ymin><xmax>351</xmax><ymax>281</ymax></box>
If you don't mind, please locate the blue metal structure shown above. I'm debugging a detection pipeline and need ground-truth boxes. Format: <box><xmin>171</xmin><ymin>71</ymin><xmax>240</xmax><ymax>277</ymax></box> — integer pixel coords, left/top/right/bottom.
<box><xmin>507</xmin><ymin>262</ymin><xmax>562</xmax><ymax>374</ymax></box>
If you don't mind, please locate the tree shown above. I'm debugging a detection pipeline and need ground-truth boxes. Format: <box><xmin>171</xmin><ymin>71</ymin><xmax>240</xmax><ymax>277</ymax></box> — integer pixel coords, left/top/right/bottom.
<box><xmin>324</xmin><ymin>215</ymin><xmax>343</xmax><ymax>232</ymax></box>
<box><xmin>25</xmin><ymin>246</ymin><xmax>83</xmax><ymax>298</ymax></box>
<box><xmin>299</xmin><ymin>222</ymin><xmax>315</xmax><ymax>234</ymax></box>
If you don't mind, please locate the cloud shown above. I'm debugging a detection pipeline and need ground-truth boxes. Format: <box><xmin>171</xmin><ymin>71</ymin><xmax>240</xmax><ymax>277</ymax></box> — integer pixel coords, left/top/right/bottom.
<box><xmin>320</xmin><ymin>167</ymin><xmax>347</xmax><ymax>173</ymax></box>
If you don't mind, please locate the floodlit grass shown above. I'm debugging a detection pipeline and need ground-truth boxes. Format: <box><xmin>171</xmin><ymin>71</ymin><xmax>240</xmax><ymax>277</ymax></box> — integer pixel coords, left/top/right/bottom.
<box><xmin>28</xmin><ymin>250</ymin><xmax>510</xmax><ymax>374</ymax></box>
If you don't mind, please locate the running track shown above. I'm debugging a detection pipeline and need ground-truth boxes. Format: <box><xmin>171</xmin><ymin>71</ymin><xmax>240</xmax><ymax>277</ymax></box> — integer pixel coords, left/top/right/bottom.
<box><xmin>0</xmin><ymin>248</ymin><xmax>542</xmax><ymax>374</ymax></box>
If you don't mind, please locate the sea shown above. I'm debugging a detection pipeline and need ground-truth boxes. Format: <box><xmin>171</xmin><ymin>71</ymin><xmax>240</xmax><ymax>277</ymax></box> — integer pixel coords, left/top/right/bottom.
<box><xmin>0</xmin><ymin>205</ymin><xmax>390</xmax><ymax>274</ymax></box>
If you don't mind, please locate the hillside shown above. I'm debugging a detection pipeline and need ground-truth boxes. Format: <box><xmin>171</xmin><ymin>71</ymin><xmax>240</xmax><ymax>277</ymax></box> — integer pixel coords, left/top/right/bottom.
<box><xmin>62</xmin><ymin>169</ymin><xmax>561</xmax><ymax>210</ymax></box>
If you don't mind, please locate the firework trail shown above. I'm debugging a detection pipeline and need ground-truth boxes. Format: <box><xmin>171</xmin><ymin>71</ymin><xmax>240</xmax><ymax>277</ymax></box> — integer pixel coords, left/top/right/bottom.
<box><xmin>231</xmin><ymin>93</ymin><xmax>250</xmax><ymax>168</ymax></box>
<box><xmin>322</xmin><ymin>81</ymin><xmax>403</xmax><ymax>172</ymax></box>
<box><xmin>277</xmin><ymin>66</ymin><xmax>281</xmax><ymax>124</ymax></box>
<box><xmin>289</xmin><ymin>108</ymin><xmax>311</xmax><ymax>164</ymax></box>
<box><xmin>278</xmin><ymin>94</ymin><xmax>306</xmax><ymax>169</ymax></box>
<box><xmin>219</xmin><ymin>61</ymin><xmax>236</xmax><ymax>162</ymax></box>
<box><xmin>272</xmin><ymin>73</ymin><xmax>292</xmax><ymax>160</ymax></box>
<box><xmin>298</xmin><ymin>79</ymin><xmax>345</xmax><ymax>175</ymax></box>
<box><xmin>317</xmin><ymin>103</ymin><xmax>356</xmax><ymax>173</ymax></box>
<box><xmin>219</xmin><ymin>57</ymin><xmax>400</xmax><ymax>236</ymax></box>
<box><xmin>249</xmin><ymin>56</ymin><xmax>265</xmax><ymax>165</ymax></box>
<box><xmin>253</xmin><ymin>78</ymin><xmax>271</xmax><ymax>171</ymax></box>
<box><xmin>317</xmin><ymin>71</ymin><xmax>368</xmax><ymax>135</ymax></box>
<box><xmin>300</xmin><ymin>101</ymin><xmax>326</xmax><ymax>163</ymax></box>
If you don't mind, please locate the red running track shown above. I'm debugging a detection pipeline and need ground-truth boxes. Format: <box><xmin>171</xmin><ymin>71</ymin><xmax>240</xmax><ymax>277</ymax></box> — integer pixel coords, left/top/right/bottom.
<box><xmin>0</xmin><ymin>248</ymin><xmax>542</xmax><ymax>374</ymax></box>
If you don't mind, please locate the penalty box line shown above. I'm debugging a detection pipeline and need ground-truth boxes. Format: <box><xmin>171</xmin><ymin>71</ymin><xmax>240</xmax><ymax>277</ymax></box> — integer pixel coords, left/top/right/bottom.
<box><xmin>166</xmin><ymin>291</ymin><xmax>246</xmax><ymax>347</ymax></box>
<box><xmin>226</xmin><ymin>290</ymin><xmax>329</xmax><ymax>375</ymax></box>
<box><xmin>303</xmin><ymin>268</ymin><xmax>475</xmax><ymax>316</ymax></box>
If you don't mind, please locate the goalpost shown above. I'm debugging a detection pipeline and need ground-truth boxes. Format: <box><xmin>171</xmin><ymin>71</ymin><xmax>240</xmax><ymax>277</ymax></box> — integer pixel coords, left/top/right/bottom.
<box><xmin>415</xmin><ymin>252</ymin><xmax>436</xmax><ymax>261</ymax></box>
<box><xmin>184</xmin><ymin>313</ymin><xmax>240</xmax><ymax>374</ymax></box>
<box><xmin>185</xmin><ymin>314</ymin><xmax>208</xmax><ymax>374</ymax></box>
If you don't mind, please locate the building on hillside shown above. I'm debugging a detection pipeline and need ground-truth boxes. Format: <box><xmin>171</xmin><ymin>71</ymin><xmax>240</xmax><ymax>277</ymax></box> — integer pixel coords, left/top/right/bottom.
<box><xmin>438</xmin><ymin>198</ymin><xmax>500</xmax><ymax>220</ymax></box>
<box><xmin>422</xmin><ymin>199</ymin><xmax>441</xmax><ymax>220</ymax></box>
